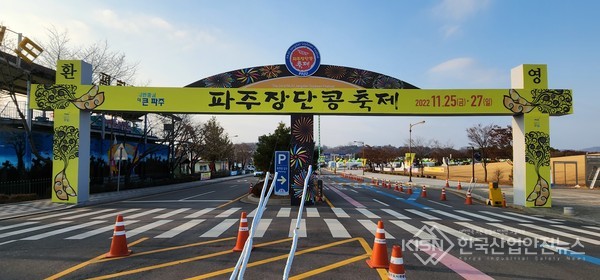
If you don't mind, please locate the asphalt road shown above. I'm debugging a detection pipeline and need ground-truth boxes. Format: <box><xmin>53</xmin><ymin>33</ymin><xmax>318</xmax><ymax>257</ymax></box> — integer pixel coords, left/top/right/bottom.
<box><xmin>1</xmin><ymin>174</ymin><xmax>599</xmax><ymax>279</ymax></box>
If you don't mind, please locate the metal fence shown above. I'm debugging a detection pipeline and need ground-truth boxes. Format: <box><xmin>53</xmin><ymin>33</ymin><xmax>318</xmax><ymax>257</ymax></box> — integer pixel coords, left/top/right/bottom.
<box><xmin>0</xmin><ymin>178</ymin><xmax>52</xmax><ymax>198</ymax></box>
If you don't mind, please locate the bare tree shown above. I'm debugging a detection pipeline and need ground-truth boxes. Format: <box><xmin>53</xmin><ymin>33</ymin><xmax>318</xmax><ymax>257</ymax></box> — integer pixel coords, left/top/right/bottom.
<box><xmin>234</xmin><ymin>143</ymin><xmax>254</xmax><ymax>171</ymax></box>
<box><xmin>199</xmin><ymin>117</ymin><xmax>233</xmax><ymax>176</ymax></box>
<box><xmin>466</xmin><ymin>123</ymin><xmax>499</xmax><ymax>182</ymax></box>
<box><xmin>38</xmin><ymin>26</ymin><xmax>138</xmax><ymax>84</ymax></box>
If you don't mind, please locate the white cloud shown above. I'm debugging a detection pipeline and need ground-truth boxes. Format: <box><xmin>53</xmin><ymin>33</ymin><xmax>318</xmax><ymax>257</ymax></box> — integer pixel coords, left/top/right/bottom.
<box><xmin>432</xmin><ymin>0</ymin><xmax>491</xmax><ymax>21</ymax></box>
<box><xmin>427</xmin><ymin>57</ymin><xmax>504</xmax><ymax>88</ymax></box>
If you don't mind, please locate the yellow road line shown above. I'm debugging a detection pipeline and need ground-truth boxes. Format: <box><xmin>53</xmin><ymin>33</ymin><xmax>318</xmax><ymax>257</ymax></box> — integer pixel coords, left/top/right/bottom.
<box><xmin>217</xmin><ymin>193</ymin><xmax>246</xmax><ymax>208</ymax></box>
<box><xmin>325</xmin><ymin>196</ymin><xmax>335</xmax><ymax>208</ymax></box>
<box><xmin>91</xmin><ymin>236</ymin><xmax>236</xmax><ymax>263</ymax></box>
<box><xmin>87</xmin><ymin>238</ymin><xmax>292</xmax><ymax>280</ymax></box>
<box><xmin>187</xmin><ymin>237</ymin><xmax>363</xmax><ymax>280</ymax></box>
<box><xmin>288</xmin><ymin>254</ymin><xmax>370</xmax><ymax>279</ymax></box>
<box><xmin>44</xmin><ymin>237</ymin><xmax>148</xmax><ymax>280</ymax></box>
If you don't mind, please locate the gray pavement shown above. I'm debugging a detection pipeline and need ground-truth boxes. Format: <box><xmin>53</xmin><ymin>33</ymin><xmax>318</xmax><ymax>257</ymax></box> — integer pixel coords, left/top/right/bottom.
<box><xmin>334</xmin><ymin>168</ymin><xmax>600</xmax><ymax>226</ymax></box>
<box><xmin>3</xmin><ymin>171</ymin><xmax>600</xmax><ymax>226</ymax></box>
<box><xmin>0</xmin><ymin>175</ymin><xmax>254</xmax><ymax>221</ymax></box>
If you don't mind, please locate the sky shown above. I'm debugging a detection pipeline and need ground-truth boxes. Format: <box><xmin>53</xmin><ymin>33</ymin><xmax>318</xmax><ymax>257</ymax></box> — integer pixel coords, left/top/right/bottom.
<box><xmin>2</xmin><ymin>0</ymin><xmax>599</xmax><ymax>150</ymax></box>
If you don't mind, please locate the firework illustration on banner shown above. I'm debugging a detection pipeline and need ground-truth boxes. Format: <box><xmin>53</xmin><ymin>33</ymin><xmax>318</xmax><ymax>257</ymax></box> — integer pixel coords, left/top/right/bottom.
<box><xmin>292</xmin><ymin>116</ymin><xmax>313</xmax><ymax>144</ymax></box>
<box><xmin>292</xmin><ymin>169</ymin><xmax>314</xmax><ymax>201</ymax></box>
<box><xmin>290</xmin><ymin>144</ymin><xmax>309</xmax><ymax>169</ymax></box>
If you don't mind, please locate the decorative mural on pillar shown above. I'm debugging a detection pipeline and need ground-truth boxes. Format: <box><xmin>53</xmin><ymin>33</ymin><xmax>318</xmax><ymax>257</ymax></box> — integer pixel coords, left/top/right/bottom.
<box><xmin>52</xmin><ymin>125</ymin><xmax>79</xmax><ymax>201</ymax></box>
<box><xmin>290</xmin><ymin>115</ymin><xmax>314</xmax><ymax>206</ymax></box>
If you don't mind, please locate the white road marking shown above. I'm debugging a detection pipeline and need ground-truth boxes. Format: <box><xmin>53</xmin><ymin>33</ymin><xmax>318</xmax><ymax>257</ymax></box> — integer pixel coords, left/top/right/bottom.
<box><xmin>289</xmin><ymin>219</ymin><xmax>307</xmax><ymax>238</ymax></box>
<box><xmin>429</xmin><ymin>210</ymin><xmax>472</xmax><ymax>221</ymax></box>
<box><xmin>216</xmin><ymin>208</ymin><xmax>241</xmax><ymax>218</ymax></box>
<box><xmin>127</xmin><ymin>220</ymin><xmax>172</xmax><ymax>238</ymax></box>
<box><xmin>478</xmin><ymin>211</ymin><xmax>532</xmax><ymax>223</ymax></box>
<box><xmin>155</xmin><ymin>208</ymin><xmax>192</xmax><ymax>219</ymax></box>
<box><xmin>306</xmin><ymin>208</ymin><xmax>320</xmax><ymax>217</ymax></box>
<box><xmin>423</xmin><ymin>221</ymin><xmax>480</xmax><ymax>241</ymax></box>
<box><xmin>92</xmin><ymin>208</ymin><xmax>141</xmax><ymax>220</ymax></box>
<box><xmin>520</xmin><ymin>223</ymin><xmax>600</xmax><ymax>245</ymax></box>
<box><xmin>0</xmin><ymin>222</ymin><xmax>39</xmax><ymax>231</ymax></box>
<box><xmin>324</xmin><ymin>219</ymin><xmax>351</xmax><ymax>238</ymax></box>
<box><xmin>277</xmin><ymin>207</ymin><xmax>291</xmax><ymax>217</ymax></box>
<box><xmin>22</xmin><ymin>221</ymin><xmax>105</xmax><ymax>240</ymax></box>
<box><xmin>503</xmin><ymin>212</ymin><xmax>561</xmax><ymax>224</ymax></box>
<box><xmin>453</xmin><ymin>210</ymin><xmax>502</xmax><ymax>222</ymax></box>
<box><xmin>60</xmin><ymin>209</ymin><xmax>115</xmax><ymax>220</ymax></box>
<box><xmin>0</xmin><ymin>221</ymin><xmax>72</xmax><ymax>239</ymax></box>
<box><xmin>357</xmin><ymin>219</ymin><xmax>395</xmax><ymax>239</ymax></box>
<box><xmin>199</xmin><ymin>219</ymin><xmax>237</xmax><ymax>238</ymax></box>
<box><xmin>389</xmin><ymin>220</ymin><xmax>436</xmax><ymax>240</ymax></box>
<box><xmin>254</xmin><ymin>219</ymin><xmax>272</xmax><ymax>238</ymax></box>
<box><xmin>331</xmin><ymin>208</ymin><xmax>350</xmax><ymax>218</ymax></box>
<box><xmin>155</xmin><ymin>219</ymin><xmax>205</xmax><ymax>238</ymax></box>
<box><xmin>185</xmin><ymin>208</ymin><xmax>215</xmax><ymax>218</ymax></box>
<box><xmin>181</xmin><ymin>191</ymin><xmax>215</xmax><ymax>200</ymax></box>
<box><xmin>373</xmin><ymin>199</ymin><xmax>389</xmax><ymax>206</ymax></box>
<box><xmin>66</xmin><ymin>220</ymin><xmax>140</xmax><ymax>240</ymax></box>
<box><xmin>380</xmin><ymin>209</ymin><xmax>411</xmax><ymax>220</ymax></box>
<box><xmin>488</xmin><ymin>223</ymin><xmax>569</xmax><ymax>246</ymax></box>
<box><xmin>455</xmin><ymin>222</ymin><xmax>523</xmax><ymax>243</ymax></box>
<box><xmin>28</xmin><ymin>209</ymin><xmax>90</xmax><ymax>221</ymax></box>
<box><xmin>356</xmin><ymin>209</ymin><xmax>379</xmax><ymax>219</ymax></box>
<box><xmin>405</xmin><ymin>209</ymin><xmax>440</xmax><ymax>220</ymax></box>
<box><xmin>127</xmin><ymin>208</ymin><xmax>166</xmax><ymax>219</ymax></box>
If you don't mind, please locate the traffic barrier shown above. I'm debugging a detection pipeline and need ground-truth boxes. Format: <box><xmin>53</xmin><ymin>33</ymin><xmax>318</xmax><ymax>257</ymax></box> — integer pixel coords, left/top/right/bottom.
<box><xmin>445</xmin><ymin>179</ymin><xmax>450</xmax><ymax>188</ymax></box>
<box><xmin>366</xmin><ymin>220</ymin><xmax>390</xmax><ymax>269</ymax></box>
<box><xmin>233</xmin><ymin>212</ymin><xmax>250</xmax><ymax>252</ymax></box>
<box><xmin>457</xmin><ymin>180</ymin><xmax>462</xmax><ymax>190</ymax></box>
<box><xmin>465</xmin><ymin>190</ymin><xmax>473</xmax><ymax>205</ymax></box>
<box><xmin>106</xmin><ymin>214</ymin><xmax>132</xmax><ymax>258</ymax></box>
<box><xmin>388</xmin><ymin>244</ymin><xmax>406</xmax><ymax>280</ymax></box>
<box><xmin>420</xmin><ymin>186</ymin><xmax>427</xmax><ymax>198</ymax></box>
<box><xmin>440</xmin><ymin>187</ymin><xmax>447</xmax><ymax>201</ymax></box>
<box><xmin>502</xmin><ymin>192</ymin><xmax>507</xmax><ymax>208</ymax></box>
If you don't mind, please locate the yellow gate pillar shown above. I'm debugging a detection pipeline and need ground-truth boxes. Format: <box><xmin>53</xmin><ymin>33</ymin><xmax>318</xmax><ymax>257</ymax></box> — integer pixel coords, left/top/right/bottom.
<box><xmin>511</xmin><ymin>64</ymin><xmax>551</xmax><ymax>207</ymax></box>
<box><xmin>50</xmin><ymin>60</ymin><xmax>92</xmax><ymax>204</ymax></box>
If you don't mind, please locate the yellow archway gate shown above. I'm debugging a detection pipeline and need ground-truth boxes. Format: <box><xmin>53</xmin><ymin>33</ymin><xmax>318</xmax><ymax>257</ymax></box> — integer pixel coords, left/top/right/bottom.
<box><xmin>30</xmin><ymin>60</ymin><xmax>572</xmax><ymax>208</ymax></box>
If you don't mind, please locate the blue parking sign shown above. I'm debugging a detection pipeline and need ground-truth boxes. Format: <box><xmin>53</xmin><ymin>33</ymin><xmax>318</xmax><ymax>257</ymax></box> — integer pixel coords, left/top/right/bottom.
<box><xmin>274</xmin><ymin>151</ymin><xmax>290</xmax><ymax>196</ymax></box>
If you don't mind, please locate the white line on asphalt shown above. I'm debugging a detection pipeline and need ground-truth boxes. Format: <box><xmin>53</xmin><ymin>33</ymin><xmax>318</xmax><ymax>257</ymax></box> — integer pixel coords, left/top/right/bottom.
<box><xmin>519</xmin><ymin>224</ymin><xmax>600</xmax><ymax>245</ymax></box>
<box><xmin>423</xmin><ymin>221</ymin><xmax>480</xmax><ymax>241</ymax></box>
<box><xmin>254</xmin><ymin>218</ymin><xmax>272</xmax><ymax>238</ymax></box>
<box><xmin>0</xmin><ymin>222</ymin><xmax>39</xmax><ymax>231</ymax></box>
<box><xmin>453</xmin><ymin>210</ymin><xmax>501</xmax><ymax>222</ymax></box>
<box><xmin>389</xmin><ymin>220</ymin><xmax>436</xmax><ymax>239</ymax></box>
<box><xmin>92</xmin><ymin>208</ymin><xmax>141</xmax><ymax>220</ymax></box>
<box><xmin>552</xmin><ymin>225</ymin><xmax>600</xmax><ymax>238</ymax></box>
<box><xmin>127</xmin><ymin>220</ymin><xmax>172</xmax><ymax>238</ymax></box>
<box><xmin>380</xmin><ymin>209</ymin><xmax>411</xmax><ymax>220</ymax></box>
<box><xmin>247</xmin><ymin>208</ymin><xmax>259</xmax><ymax>217</ymax></box>
<box><xmin>277</xmin><ymin>207</ymin><xmax>291</xmax><ymax>217</ymax></box>
<box><xmin>216</xmin><ymin>207</ymin><xmax>241</xmax><ymax>218</ymax></box>
<box><xmin>28</xmin><ymin>209</ymin><xmax>90</xmax><ymax>221</ymax></box>
<box><xmin>128</xmin><ymin>208</ymin><xmax>166</xmax><ymax>219</ymax></box>
<box><xmin>0</xmin><ymin>240</ymin><xmax>17</xmax><ymax>246</ymax></box>
<box><xmin>584</xmin><ymin>226</ymin><xmax>600</xmax><ymax>231</ymax></box>
<box><xmin>181</xmin><ymin>191</ymin><xmax>216</xmax><ymax>200</ymax></box>
<box><xmin>22</xmin><ymin>221</ymin><xmax>105</xmax><ymax>240</ymax></box>
<box><xmin>324</xmin><ymin>219</ymin><xmax>351</xmax><ymax>238</ymax></box>
<box><xmin>478</xmin><ymin>211</ymin><xmax>532</xmax><ymax>223</ymax></box>
<box><xmin>426</xmin><ymin>200</ymin><xmax>453</xmax><ymax>208</ymax></box>
<box><xmin>503</xmin><ymin>212</ymin><xmax>561</xmax><ymax>224</ymax></box>
<box><xmin>0</xmin><ymin>221</ymin><xmax>72</xmax><ymax>239</ymax></box>
<box><xmin>66</xmin><ymin>220</ymin><xmax>140</xmax><ymax>240</ymax></box>
<box><xmin>155</xmin><ymin>219</ymin><xmax>205</xmax><ymax>238</ymax></box>
<box><xmin>405</xmin><ymin>209</ymin><xmax>440</xmax><ymax>220</ymax></box>
<box><xmin>185</xmin><ymin>208</ymin><xmax>215</xmax><ymax>218</ymax></box>
<box><xmin>358</xmin><ymin>219</ymin><xmax>395</xmax><ymax>239</ymax></box>
<box><xmin>356</xmin><ymin>208</ymin><xmax>380</xmax><ymax>219</ymax></box>
<box><xmin>306</xmin><ymin>208</ymin><xmax>320</xmax><ymax>217</ymax></box>
<box><xmin>373</xmin><ymin>199</ymin><xmax>390</xmax><ymax>206</ymax></box>
<box><xmin>487</xmin><ymin>223</ymin><xmax>569</xmax><ymax>246</ymax></box>
<box><xmin>155</xmin><ymin>208</ymin><xmax>192</xmax><ymax>219</ymax></box>
<box><xmin>289</xmin><ymin>219</ymin><xmax>307</xmax><ymax>238</ymax></box>
<box><xmin>429</xmin><ymin>210</ymin><xmax>472</xmax><ymax>221</ymax></box>
<box><xmin>331</xmin><ymin>208</ymin><xmax>350</xmax><ymax>218</ymax></box>
<box><xmin>60</xmin><ymin>209</ymin><xmax>116</xmax><ymax>220</ymax></box>
<box><xmin>200</xmin><ymin>219</ymin><xmax>237</xmax><ymax>238</ymax></box>
<box><xmin>455</xmin><ymin>222</ymin><xmax>523</xmax><ymax>243</ymax></box>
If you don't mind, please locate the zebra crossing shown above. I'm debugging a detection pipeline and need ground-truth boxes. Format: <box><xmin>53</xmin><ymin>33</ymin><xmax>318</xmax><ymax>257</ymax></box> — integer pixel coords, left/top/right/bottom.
<box><xmin>1</xmin><ymin>206</ymin><xmax>600</xmax><ymax>249</ymax></box>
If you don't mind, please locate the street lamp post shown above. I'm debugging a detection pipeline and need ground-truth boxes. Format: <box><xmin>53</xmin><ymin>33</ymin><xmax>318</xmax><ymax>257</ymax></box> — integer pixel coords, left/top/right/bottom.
<box><xmin>469</xmin><ymin>146</ymin><xmax>475</xmax><ymax>183</ymax></box>
<box><xmin>353</xmin><ymin>141</ymin><xmax>365</xmax><ymax>175</ymax></box>
<box><xmin>408</xmin><ymin>121</ymin><xmax>426</xmax><ymax>182</ymax></box>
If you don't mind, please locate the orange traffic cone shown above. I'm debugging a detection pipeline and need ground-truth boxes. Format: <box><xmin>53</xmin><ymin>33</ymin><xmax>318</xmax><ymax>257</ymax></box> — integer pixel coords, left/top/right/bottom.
<box><xmin>457</xmin><ymin>180</ymin><xmax>462</xmax><ymax>190</ymax></box>
<box><xmin>420</xmin><ymin>186</ymin><xmax>427</xmax><ymax>198</ymax></box>
<box><xmin>465</xmin><ymin>190</ymin><xmax>473</xmax><ymax>205</ymax></box>
<box><xmin>407</xmin><ymin>186</ymin><xmax>413</xmax><ymax>195</ymax></box>
<box><xmin>445</xmin><ymin>179</ymin><xmax>450</xmax><ymax>188</ymax></box>
<box><xmin>366</xmin><ymin>220</ymin><xmax>389</xmax><ymax>269</ymax></box>
<box><xmin>233</xmin><ymin>212</ymin><xmax>250</xmax><ymax>252</ymax></box>
<box><xmin>399</xmin><ymin>183</ymin><xmax>404</xmax><ymax>193</ymax></box>
<box><xmin>440</xmin><ymin>187</ymin><xmax>447</xmax><ymax>201</ymax></box>
<box><xmin>502</xmin><ymin>192</ymin><xmax>507</xmax><ymax>208</ymax></box>
<box><xmin>388</xmin><ymin>244</ymin><xmax>406</xmax><ymax>280</ymax></box>
<box><xmin>106</xmin><ymin>214</ymin><xmax>132</xmax><ymax>258</ymax></box>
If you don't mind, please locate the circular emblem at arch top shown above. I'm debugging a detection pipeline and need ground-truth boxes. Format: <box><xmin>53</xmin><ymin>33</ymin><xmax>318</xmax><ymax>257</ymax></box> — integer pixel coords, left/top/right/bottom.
<box><xmin>285</xmin><ymin>41</ymin><xmax>321</xmax><ymax>77</ymax></box>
